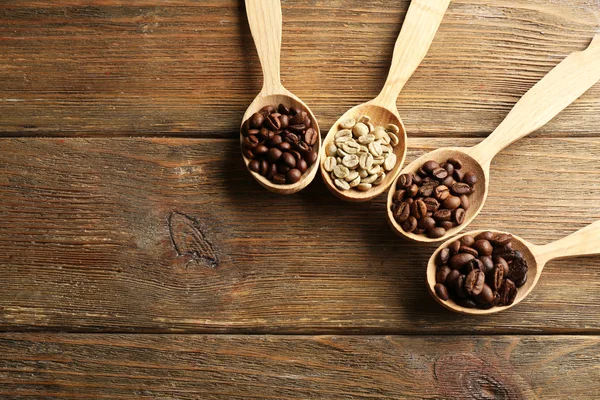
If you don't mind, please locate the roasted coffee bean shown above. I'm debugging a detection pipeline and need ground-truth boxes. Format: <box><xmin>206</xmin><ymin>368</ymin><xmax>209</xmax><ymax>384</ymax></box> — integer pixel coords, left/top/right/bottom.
<box><xmin>402</xmin><ymin>216</ymin><xmax>418</xmax><ymax>233</ymax></box>
<box><xmin>493</xmin><ymin>246</ymin><xmax>519</xmax><ymax>261</ymax></box>
<box><xmin>464</xmin><ymin>258</ymin><xmax>484</xmax><ymax>273</ymax></box>
<box><xmin>417</xmin><ymin>167</ymin><xmax>428</xmax><ymax>178</ymax></box>
<box><xmin>446</xmin><ymin>269</ymin><xmax>461</xmax><ymax>288</ymax></box>
<box><xmin>455</xmin><ymin>297</ymin><xmax>477</xmax><ymax>308</ymax></box>
<box><xmin>441</xmin><ymin>162</ymin><xmax>454</xmax><ymax>175</ymax></box>
<box><xmin>423</xmin><ymin>160</ymin><xmax>440</xmax><ymax>173</ymax></box>
<box><xmin>452</xmin><ymin>208</ymin><xmax>466</xmax><ymax>225</ymax></box>
<box><xmin>272</xmin><ymin>174</ymin><xmax>286</xmax><ymax>184</ymax></box>
<box><xmin>460</xmin><ymin>246</ymin><xmax>479</xmax><ymax>259</ymax></box>
<box><xmin>434</xmin><ymin>283</ymin><xmax>449</xmax><ymax>300</ymax></box>
<box><xmin>410</xmin><ymin>200</ymin><xmax>428</xmax><ymax>219</ymax></box>
<box><xmin>265</xmin><ymin>114</ymin><xmax>281</xmax><ymax>131</ymax></box>
<box><xmin>479</xmin><ymin>256</ymin><xmax>494</xmax><ymax>275</ymax></box>
<box><xmin>455</xmin><ymin>275</ymin><xmax>468</xmax><ymax>298</ymax></box>
<box><xmin>464</xmin><ymin>270</ymin><xmax>485</xmax><ymax>296</ymax></box>
<box><xmin>254</xmin><ymin>144</ymin><xmax>269</xmax><ymax>156</ymax></box>
<box><xmin>514</xmin><ymin>273</ymin><xmax>527</xmax><ymax>288</ymax></box>
<box><xmin>494</xmin><ymin>256</ymin><xmax>510</xmax><ymax>276</ymax></box>
<box><xmin>453</xmin><ymin>169</ymin><xmax>465</xmax><ymax>182</ymax></box>
<box><xmin>399</xmin><ymin>174</ymin><xmax>412</xmax><ymax>188</ymax></box>
<box><xmin>278</xmin><ymin>163</ymin><xmax>290</xmax><ymax>174</ymax></box>
<box><xmin>268</xmin><ymin>147</ymin><xmax>283</xmax><ymax>163</ymax></box>
<box><xmin>261</xmin><ymin>105</ymin><xmax>276</xmax><ymax>114</ymax></box>
<box><xmin>499</xmin><ymin>279</ymin><xmax>517</xmax><ymax>306</ymax></box>
<box><xmin>464</xmin><ymin>171</ymin><xmax>478</xmax><ymax>186</ymax></box>
<box><xmin>442</xmin><ymin>195</ymin><xmax>461</xmax><ymax>210</ymax></box>
<box><xmin>459</xmin><ymin>194</ymin><xmax>470</xmax><ymax>210</ymax></box>
<box><xmin>305</xmin><ymin>150</ymin><xmax>318</xmax><ymax>166</ymax></box>
<box><xmin>476</xmin><ymin>231</ymin><xmax>495</xmax><ymax>241</ymax></box>
<box><xmin>414</xmin><ymin>228</ymin><xmax>426</xmax><ymax>235</ymax></box>
<box><xmin>432</xmin><ymin>167</ymin><xmax>448</xmax><ymax>179</ymax></box>
<box><xmin>472</xmin><ymin>240</ymin><xmax>493</xmax><ymax>256</ymax></box>
<box><xmin>243</xmin><ymin>148</ymin><xmax>254</xmax><ymax>159</ymax></box>
<box><xmin>279</xmin><ymin>114</ymin><xmax>289</xmax><ymax>129</ymax></box>
<box><xmin>406</xmin><ymin>184</ymin><xmax>419</xmax><ymax>198</ymax></box>
<box><xmin>282</xmin><ymin>152</ymin><xmax>296</xmax><ymax>168</ymax></box>
<box><xmin>434</xmin><ymin>185</ymin><xmax>450</xmax><ymax>202</ymax></box>
<box><xmin>250</xmin><ymin>112</ymin><xmax>264</xmax><ymax>128</ymax></box>
<box><xmin>487</xmin><ymin>265</ymin><xmax>504</xmax><ymax>291</ymax></box>
<box><xmin>460</xmin><ymin>235</ymin><xmax>475</xmax><ymax>247</ymax></box>
<box><xmin>278</xmin><ymin>103</ymin><xmax>290</xmax><ymax>115</ymax></box>
<box><xmin>260</xmin><ymin>160</ymin><xmax>269</xmax><ymax>176</ymax></box>
<box><xmin>447</xmin><ymin>157</ymin><xmax>463</xmax><ymax>169</ymax></box>
<box><xmin>423</xmin><ymin>197</ymin><xmax>440</xmax><ymax>212</ymax></box>
<box><xmin>475</xmin><ymin>284</ymin><xmax>494</xmax><ymax>304</ymax></box>
<box><xmin>440</xmin><ymin>221</ymin><xmax>454</xmax><ymax>231</ymax></box>
<box><xmin>428</xmin><ymin>227</ymin><xmax>447</xmax><ymax>238</ymax></box>
<box><xmin>279</xmin><ymin>141</ymin><xmax>292</xmax><ymax>151</ymax></box>
<box><xmin>394</xmin><ymin>202</ymin><xmax>411</xmax><ymax>223</ymax></box>
<box><xmin>418</xmin><ymin>217</ymin><xmax>436</xmax><ymax>230</ymax></box>
<box><xmin>286</xmin><ymin>169</ymin><xmax>302</xmax><ymax>184</ymax></box>
<box><xmin>437</xmin><ymin>248</ymin><xmax>450</xmax><ymax>265</ymax></box>
<box><xmin>267</xmin><ymin>135</ymin><xmax>283</xmax><ymax>147</ymax></box>
<box><xmin>508</xmin><ymin>257</ymin><xmax>528</xmax><ymax>282</ymax></box>
<box><xmin>297</xmin><ymin>159</ymin><xmax>308</xmax><ymax>173</ymax></box>
<box><xmin>418</xmin><ymin>184</ymin><xmax>436</xmax><ymax>198</ymax></box>
<box><xmin>411</xmin><ymin>173</ymin><xmax>422</xmax><ymax>185</ymax></box>
<box><xmin>441</xmin><ymin>176</ymin><xmax>455</xmax><ymax>187</ymax></box>
<box><xmin>248</xmin><ymin>159</ymin><xmax>260</xmax><ymax>173</ymax></box>
<box><xmin>449</xmin><ymin>253</ymin><xmax>475</xmax><ymax>269</ymax></box>
<box><xmin>392</xmin><ymin>190</ymin><xmax>406</xmax><ymax>203</ymax></box>
<box><xmin>433</xmin><ymin>209</ymin><xmax>452</xmax><ymax>222</ymax></box>
<box><xmin>304</xmin><ymin>128</ymin><xmax>318</xmax><ymax>145</ymax></box>
<box><xmin>448</xmin><ymin>240</ymin><xmax>461</xmax><ymax>255</ymax></box>
<box><xmin>490</xmin><ymin>233</ymin><xmax>512</xmax><ymax>247</ymax></box>
<box><xmin>451</xmin><ymin>182</ymin><xmax>471</xmax><ymax>195</ymax></box>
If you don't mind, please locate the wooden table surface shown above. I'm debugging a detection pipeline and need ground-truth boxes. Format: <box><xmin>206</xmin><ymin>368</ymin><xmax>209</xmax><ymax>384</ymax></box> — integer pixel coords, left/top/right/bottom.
<box><xmin>1</xmin><ymin>0</ymin><xmax>599</xmax><ymax>398</ymax></box>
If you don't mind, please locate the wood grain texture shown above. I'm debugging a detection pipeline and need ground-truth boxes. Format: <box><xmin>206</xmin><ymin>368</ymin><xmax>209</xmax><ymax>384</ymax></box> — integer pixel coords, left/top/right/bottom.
<box><xmin>0</xmin><ymin>0</ymin><xmax>599</xmax><ymax>137</ymax></box>
<box><xmin>0</xmin><ymin>334</ymin><xmax>598</xmax><ymax>399</ymax></box>
<box><xmin>1</xmin><ymin>137</ymin><xmax>600</xmax><ymax>333</ymax></box>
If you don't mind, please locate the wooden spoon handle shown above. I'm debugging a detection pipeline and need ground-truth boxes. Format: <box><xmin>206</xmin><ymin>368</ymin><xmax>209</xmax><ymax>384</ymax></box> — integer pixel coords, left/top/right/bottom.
<box><xmin>245</xmin><ymin>0</ymin><xmax>283</xmax><ymax>94</ymax></box>
<box><xmin>373</xmin><ymin>0</ymin><xmax>450</xmax><ymax>109</ymax></box>
<box><xmin>534</xmin><ymin>220</ymin><xmax>600</xmax><ymax>264</ymax></box>
<box><xmin>471</xmin><ymin>35</ymin><xmax>600</xmax><ymax>166</ymax></box>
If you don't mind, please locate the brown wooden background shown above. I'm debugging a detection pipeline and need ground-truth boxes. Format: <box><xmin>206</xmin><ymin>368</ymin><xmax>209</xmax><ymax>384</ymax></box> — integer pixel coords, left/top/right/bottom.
<box><xmin>1</xmin><ymin>0</ymin><xmax>599</xmax><ymax>398</ymax></box>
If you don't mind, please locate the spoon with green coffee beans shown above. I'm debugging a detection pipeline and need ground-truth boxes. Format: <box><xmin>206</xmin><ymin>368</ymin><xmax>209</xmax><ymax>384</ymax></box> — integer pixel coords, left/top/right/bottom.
<box><xmin>388</xmin><ymin>35</ymin><xmax>600</xmax><ymax>242</ymax></box>
<box><xmin>321</xmin><ymin>0</ymin><xmax>451</xmax><ymax>202</ymax></box>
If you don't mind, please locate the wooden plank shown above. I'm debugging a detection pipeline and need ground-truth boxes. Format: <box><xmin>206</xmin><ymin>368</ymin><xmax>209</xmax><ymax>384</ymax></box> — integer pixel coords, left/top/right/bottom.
<box><xmin>0</xmin><ymin>0</ymin><xmax>599</xmax><ymax>137</ymax></box>
<box><xmin>0</xmin><ymin>137</ymin><xmax>600</xmax><ymax>333</ymax></box>
<box><xmin>0</xmin><ymin>334</ymin><xmax>598</xmax><ymax>399</ymax></box>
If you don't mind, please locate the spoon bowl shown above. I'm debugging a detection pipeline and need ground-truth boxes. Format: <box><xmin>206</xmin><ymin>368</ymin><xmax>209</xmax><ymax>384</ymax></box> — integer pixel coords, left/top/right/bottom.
<box><xmin>321</xmin><ymin>103</ymin><xmax>406</xmax><ymax>201</ymax></box>
<box><xmin>387</xmin><ymin>35</ymin><xmax>600</xmax><ymax>242</ymax></box>
<box><xmin>427</xmin><ymin>220</ymin><xmax>600</xmax><ymax>314</ymax></box>
<box><xmin>387</xmin><ymin>147</ymin><xmax>487</xmax><ymax>242</ymax></box>
<box><xmin>321</xmin><ymin>0</ymin><xmax>451</xmax><ymax>202</ymax></box>
<box><xmin>241</xmin><ymin>93</ymin><xmax>322</xmax><ymax>195</ymax></box>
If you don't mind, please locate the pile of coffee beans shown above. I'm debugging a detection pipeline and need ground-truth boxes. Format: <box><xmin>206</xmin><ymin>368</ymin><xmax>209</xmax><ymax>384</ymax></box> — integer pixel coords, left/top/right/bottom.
<box><xmin>242</xmin><ymin>104</ymin><xmax>319</xmax><ymax>184</ymax></box>
<box><xmin>433</xmin><ymin>232</ymin><xmax>529</xmax><ymax>309</ymax></box>
<box><xmin>391</xmin><ymin>158</ymin><xmax>477</xmax><ymax>238</ymax></box>
<box><xmin>323</xmin><ymin>116</ymin><xmax>401</xmax><ymax>192</ymax></box>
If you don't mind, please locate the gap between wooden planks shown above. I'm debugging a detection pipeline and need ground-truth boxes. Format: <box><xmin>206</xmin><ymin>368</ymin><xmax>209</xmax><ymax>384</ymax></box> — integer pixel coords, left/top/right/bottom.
<box><xmin>0</xmin><ymin>137</ymin><xmax>599</xmax><ymax>334</ymax></box>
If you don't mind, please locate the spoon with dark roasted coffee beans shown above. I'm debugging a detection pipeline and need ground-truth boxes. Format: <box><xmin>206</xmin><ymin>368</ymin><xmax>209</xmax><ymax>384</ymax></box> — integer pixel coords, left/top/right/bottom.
<box><xmin>387</xmin><ymin>36</ymin><xmax>600</xmax><ymax>242</ymax></box>
<box><xmin>427</xmin><ymin>222</ymin><xmax>600</xmax><ymax>314</ymax></box>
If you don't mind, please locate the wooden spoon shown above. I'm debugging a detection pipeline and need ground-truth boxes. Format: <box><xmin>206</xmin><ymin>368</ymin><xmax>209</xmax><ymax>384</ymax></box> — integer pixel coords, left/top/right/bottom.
<box><xmin>427</xmin><ymin>221</ymin><xmax>600</xmax><ymax>314</ymax></box>
<box><xmin>241</xmin><ymin>0</ymin><xmax>322</xmax><ymax>194</ymax></box>
<box><xmin>388</xmin><ymin>35</ymin><xmax>600</xmax><ymax>241</ymax></box>
<box><xmin>321</xmin><ymin>0</ymin><xmax>451</xmax><ymax>202</ymax></box>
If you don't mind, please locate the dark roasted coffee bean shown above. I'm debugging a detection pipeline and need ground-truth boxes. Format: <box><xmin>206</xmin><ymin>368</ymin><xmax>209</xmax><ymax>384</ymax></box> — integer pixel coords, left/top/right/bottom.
<box><xmin>434</xmin><ymin>284</ymin><xmax>449</xmax><ymax>300</ymax></box>
<box><xmin>250</xmin><ymin>112</ymin><xmax>264</xmax><ymax>129</ymax></box>
<box><xmin>398</xmin><ymin>174</ymin><xmax>412</xmax><ymax>188</ymax></box>
<box><xmin>508</xmin><ymin>257</ymin><xmax>528</xmax><ymax>282</ymax></box>
<box><xmin>278</xmin><ymin>163</ymin><xmax>290</xmax><ymax>174</ymax></box>
<box><xmin>242</xmin><ymin>119</ymin><xmax>251</xmax><ymax>136</ymax></box>
<box><xmin>279</xmin><ymin>141</ymin><xmax>292</xmax><ymax>151</ymax></box>
<box><xmin>514</xmin><ymin>273</ymin><xmax>527</xmax><ymax>288</ymax></box>
<box><xmin>448</xmin><ymin>240</ymin><xmax>461</xmax><ymax>255</ymax></box>
<box><xmin>393</xmin><ymin>190</ymin><xmax>406</xmax><ymax>202</ymax></box>
<box><xmin>441</xmin><ymin>162</ymin><xmax>454</xmax><ymax>175</ymax></box>
<box><xmin>268</xmin><ymin>147</ymin><xmax>283</xmax><ymax>163</ymax></box>
<box><xmin>267</xmin><ymin>135</ymin><xmax>283</xmax><ymax>147</ymax></box>
<box><xmin>417</xmin><ymin>167</ymin><xmax>428</xmax><ymax>178</ymax></box>
<box><xmin>248</xmin><ymin>159</ymin><xmax>260</xmax><ymax>173</ymax></box>
<box><xmin>414</xmin><ymin>228</ymin><xmax>426</xmax><ymax>235</ymax></box>
<box><xmin>460</xmin><ymin>235</ymin><xmax>475</xmax><ymax>247</ymax></box>
<box><xmin>446</xmin><ymin>269</ymin><xmax>461</xmax><ymax>288</ymax></box>
<box><xmin>423</xmin><ymin>160</ymin><xmax>440</xmax><ymax>173</ymax></box>
<box><xmin>440</xmin><ymin>221</ymin><xmax>454</xmax><ymax>231</ymax></box>
<box><xmin>254</xmin><ymin>144</ymin><xmax>269</xmax><ymax>156</ymax></box>
<box><xmin>411</xmin><ymin>200</ymin><xmax>428</xmax><ymax>219</ymax></box>
<box><xmin>267</xmin><ymin>163</ymin><xmax>278</xmax><ymax>180</ymax></box>
<box><xmin>434</xmin><ymin>185</ymin><xmax>450</xmax><ymax>202</ymax></box>
<box><xmin>449</xmin><ymin>253</ymin><xmax>475</xmax><ymax>269</ymax></box>
<box><xmin>285</xmin><ymin>132</ymin><xmax>300</xmax><ymax>143</ymax></box>
<box><xmin>278</xmin><ymin>103</ymin><xmax>290</xmax><ymax>114</ymax></box>
<box><xmin>261</xmin><ymin>105</ymin><xmax>276</xmax><ymax>115</ymax></box>
<box><xmin>304</xmin><ymin>128</ymin><xmax>318</xmax><ymax>145</ymax></box>
<box><xmin>499</xmin><ymin>279</ymin><xmax>517</xmax><ymax>306</ymax></box>
<box><xmin>394</xmin><ymin>202</ymin><xmax>411</xmax><ymax>224</ymax></box>
<box><xmin>479</xmin><ymin>256</ymin><xmax>494</xmax><ymax>275</ymax></box>
<box><xmin>452</xmin><ymin>208</ymin><xmax>466</xmax><ymax>225</ymax></box>
<box><xmin>464</xmin><ymin>270</ymin><xmax>485</xmax><ymax>296</ymax></box>
<box><xmin>287</xmin><ymin>124</ymin><xmax>305</xmax><ymax>135</ymax></box>
<box><xmin>490</xmin><ymin>233</ymin><xmax>512</xmax><ymax>246</ymax></box>
<box><xmin>290</xmin><ymin>150</ymin><xmax>302</xmax><ymax>160</ymax></box>
<box><xmin>419</xmin><ymin>184</ymin><xmax>436</xmax><ymax>198</ymax></box>
<box><xmin>288</xmin><ymin>106</ymin><xmax>300</xmax><ymax>115</ymax></box>
<box><xmin>455</xmin><ymin>275</ymin><xmax>468</xmax><ymax>298</ymax></box>
<box><xmin>475</xmin><ymin>231</ymin><xmax>495</xmax><ymax>241</ymax></box>
<box><xmin>487</xmin><ymin>265</ymin><xmax>505</xmax><ymax>291</ymax></box>
<box><xmin>260</xmin><ymin>160</ymin><xmax>269</xmax><ymax>176</ymax></box>
<box><xmin>442</xmin><ymin>195</ymin><xmax>461</xmax><ymax>210</ymax></box>
<box><xmin>472</xmin><ymin>240</ymin><xmax>493</xmax><ymax>256</ymax></box>
<box><xmin>295</xmin><ymin>141</ymin><xmax>310</xmax><ymax>154</ymax></box>
<box><xmin>493</xmin><ymin>246</ymin><xmax>519</xmax><ymax>261</ymax></box>
<box><xmin>464</xmin><ymin>171</ymin><xmax>478</xmax><ymax>186</ymax></box>
<box><xmin>243</xmin><ymin>148</ymin><xmax>254</xmax><ymax>159</ymax></box>
<box><xmin>494</xmin><ymin>256</ymin><xmax>510</xmax><ymax>276</ymax></box>
<box><xmin>289</xmin><ymin>114</ymin><xmax>304</xmax><ymax>125</ymax></box>
<box><xmin>460</xmin><ymin>246</ymin><xmax>479</xmax><ymax>258</ymax></box>
<box><xmin>418</xmin><ymin>217</ymin><xmax>436</xmax><ymax>230</ymax></box>
<box><xmin>447</xmin><ymin>157</ymin><xmax>463</xmax><ymax>169</ymax></box>
<box><xmin>282</xmin><ymin>152</ymin><xmax>296</xmax><ymax>168</ymax></box>
<box><xmin>423</xmin><ymin>197</ymin><xmax>440</xmax><ymax>212</ymax></box>
<box><xmin>411</xmin><ymin>173</ymin><xmax>422</xmax><ymax>185</ymax></box>
<box><xmin>453</xmin><ymin>169</ymin><xmax>465</xmax><ymax>182</ymax></box>
<box><xmin>475</xmin><ymin>284</ymin><xmax>494</xmax><ymax>304</ymax></box>
<box><xmin>432</xmin><ymin>167</ymin><xmax>448</xmax><ymax>180</ymax></box>
<box><xmin>297</xmin><ymin>159</ymin><xmax>308</xmax><ymax>173</ymax></box>
<box><xmin>305</xmin><ymin>150</ymin><xmax>318</xmax><ymax>166</ymax></box>
<box><xmin>433</xmin><ymin>209</ymin><xmax>452</xmax><ymax>222</ymax></box>
<box><xmin>455</xmin><ymin>297</ymin><xmax>477</xmax><ymax>308</ymax></box>
<box><xmin>428</xmin><ymin>227</ymin><xmax>446</xmax><ymax>239</ymax></box>
<box><xmin>402</xmin><ymin>216</ymin><xmax>418</xmax><ymax>233</ymax></box>
<box><xmin>406</xmin><ymin>184</ymin><xmax>419</xmax><ymax>198</ymax></box>
<box><xmin>441</xmin><ymin>176</ymin><xmax>455</xmax><ymax>187</ymax></box>
<box><xmin>258</xmin><ymin>127</ymin><xmax>270</xmax><ymax>140</ymax></box>
<box><xmin>437</xmin><ymin>248</ymin><xmax>450</xmax><ymax>265</ymax></box>
<box><xmin>286</xmin><ymin>169</ymin><xmax>302</xmax><ymax>184</ymax></box>
<box><xmin>406</xmin><ymin>198</ymin><xmax>414</xmax><ymax>205</ymax></box>
<box><xmin>459</xmin><ymin>194</ymin><xmax>470</xmax><ymax>210</ymax></box>
<box><xmin>265</xmin><ymin>114</ymin><xmax>281</xmax><ymax>131</ymax></box>
<box><xmin>451</xmin><ymin>182</ymin><xmax>471</xmax><ymax>195</ymax></box>
<box><xmin>464</xmin><ymin>258</ymin><xmax>484</xmax><ymax>273</ymax></box>
<box><xmin>279</xmin><ymin>114</ymin><xmax>289</xmax><ymax>129</ymax></box>
<box><xmin>272</xmin><ymin>174</ymin><xmax>287</xmax><ymax>184</ymax></box>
